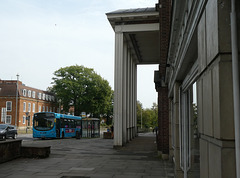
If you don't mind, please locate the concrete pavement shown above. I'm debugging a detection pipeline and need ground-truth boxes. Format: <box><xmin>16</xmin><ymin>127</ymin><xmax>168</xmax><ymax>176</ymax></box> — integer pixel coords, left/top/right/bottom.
<box><xmin>0</xmin><ymin>132</ymin><xmax>174</xmax><ymax>178</ymax></box>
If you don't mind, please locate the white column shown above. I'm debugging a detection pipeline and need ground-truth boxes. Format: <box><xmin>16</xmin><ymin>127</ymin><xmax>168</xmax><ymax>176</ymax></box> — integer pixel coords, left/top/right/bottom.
<box><xmin>122</xmin><ymin>41</ymin><xmax>128</xmax><ymax>145</ymax></box>
<box><xmin>127</xmin><ymin>48</ymin><xmax>131</xmax><ymax>141</ymax></box>
<box><xmin>114</xmin><ymin>31</ymin><xmax>124</xmax><ymax>147</ymax></box>
<box><xmin>134</xmin><ymin>63</ymin><xmax>137</xmax><ymax>137</ymax></box>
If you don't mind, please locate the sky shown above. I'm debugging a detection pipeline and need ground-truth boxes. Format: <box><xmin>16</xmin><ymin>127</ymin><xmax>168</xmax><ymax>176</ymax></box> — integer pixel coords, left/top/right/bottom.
<box><xmin>0</xmin><ymin>0</ymin><xmax>158</xmax><ymax>109</ymax></box>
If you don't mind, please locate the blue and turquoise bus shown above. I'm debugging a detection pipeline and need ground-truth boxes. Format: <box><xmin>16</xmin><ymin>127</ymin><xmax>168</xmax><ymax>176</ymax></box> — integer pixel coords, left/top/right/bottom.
<box><xmin>33</xmin><ymin>112</ymin><xmax>82</xmax><ymax>139</ymax></box>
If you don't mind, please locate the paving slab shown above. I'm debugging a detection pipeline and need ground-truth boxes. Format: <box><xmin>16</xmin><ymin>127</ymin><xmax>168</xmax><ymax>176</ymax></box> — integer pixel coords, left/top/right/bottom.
<box><xmin>0</xmin><ymin>132</ymin><xmax>173</xmax><ymax>178</ymax></box>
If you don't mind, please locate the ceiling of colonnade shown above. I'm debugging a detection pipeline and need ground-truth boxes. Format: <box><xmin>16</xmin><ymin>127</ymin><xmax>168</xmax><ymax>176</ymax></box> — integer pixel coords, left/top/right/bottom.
<box><xmin>106</xmin><ymin>7</ymin><xmax>160</xmax><ymax>65</ymax></box>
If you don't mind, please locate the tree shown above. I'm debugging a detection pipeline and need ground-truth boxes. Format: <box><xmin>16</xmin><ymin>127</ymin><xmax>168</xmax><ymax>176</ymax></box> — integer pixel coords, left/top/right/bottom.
<box><xmin>51</xmin><ymin>65</ymin><xmax>113</xmax><ymax>117</ymax></box>
<box><xmin>136</xmin><ymin>101</ymin><xmax>158</xmax><ymax>129</ymax></box>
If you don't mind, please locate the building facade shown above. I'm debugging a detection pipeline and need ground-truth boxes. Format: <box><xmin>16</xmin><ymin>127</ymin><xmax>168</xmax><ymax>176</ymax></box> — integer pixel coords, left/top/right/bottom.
<box><xmin>108</xmin><ymin>0</ymin><xmax>240</xmax><ymax>177</ymax></box>
<box><xmin>0</xmin><ymin>80</ymin><xmax>58</xmax><ymax>130</ymax></box>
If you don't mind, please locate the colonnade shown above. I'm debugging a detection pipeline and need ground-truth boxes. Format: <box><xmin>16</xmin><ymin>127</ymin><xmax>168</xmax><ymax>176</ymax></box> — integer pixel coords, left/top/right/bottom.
<box><xmin>114</xmin><ymin>28</ymin><xmax>137</xmax><ymax>147</ymax></box>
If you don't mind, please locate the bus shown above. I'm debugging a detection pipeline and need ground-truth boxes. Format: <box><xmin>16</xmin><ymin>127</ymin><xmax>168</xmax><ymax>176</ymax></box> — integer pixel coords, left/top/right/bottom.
<box><xmin>33</xmin><ymin>112</ymin><xmax>82</xmax><ymax>139</ymax></box>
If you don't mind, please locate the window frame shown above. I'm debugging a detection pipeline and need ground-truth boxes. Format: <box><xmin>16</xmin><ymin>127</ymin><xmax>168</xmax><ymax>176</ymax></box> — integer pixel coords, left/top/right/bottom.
<box><xmin>28</xmin><ymin>103</ymin><xmax>31</xmax><ymax>112</ymax></box>
<box><xmin>32</xmin><ymin>91</ymin><xmax>36</xmax><ymax>98</ymax></box>
<box><xmin>32</xmin><ymin>103</ymin><xmax>35</xmax><ymax>113</ymax></box>
<box><xmin>23</xmin><ymin>89</ymin><xmax>27</xmax><ymax>97</ymax></box>
<box><xmin>5</xmin><ymin>115</ymin><xmax>12</xmax><ymax>124</ymax></box>
<box><xmin>23</xmin><ymin>102</ymin><xmax>26</xmax><ymax>112</ymax></box>
<box><xmin>23</xmin><ymin>116</ymin><xmax>26</xmax><ymax>124</ymax></box>
<box><xmin>6</xmin><ymin>101</ymin><xmax>12</xmax><ymax>112</ymax></box>
<box><xmin>28</xmin><ymin>90</ymin><xmax>31</xmax><ymax>97</ymax></box>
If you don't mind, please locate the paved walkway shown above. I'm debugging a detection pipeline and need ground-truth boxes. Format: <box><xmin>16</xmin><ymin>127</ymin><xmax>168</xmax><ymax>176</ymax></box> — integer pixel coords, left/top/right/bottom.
<box><xmin>0</xmin><ymin>132</ymin><xmax>174</xmax><ymax>178</ymax></box>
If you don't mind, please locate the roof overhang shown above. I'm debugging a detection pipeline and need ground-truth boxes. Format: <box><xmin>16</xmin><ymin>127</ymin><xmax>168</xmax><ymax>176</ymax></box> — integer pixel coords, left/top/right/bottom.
<box><xmin>106</xmin><ymin>7</ymin><xmax>160</xmax><ymax>64</ymax></box>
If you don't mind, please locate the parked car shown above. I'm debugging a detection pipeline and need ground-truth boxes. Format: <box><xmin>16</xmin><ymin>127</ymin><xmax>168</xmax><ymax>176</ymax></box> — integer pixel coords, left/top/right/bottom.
<box><xmin>0</xmin><ymin>124</ymin><xmax>18</xmax><ymax>140</ymax></box>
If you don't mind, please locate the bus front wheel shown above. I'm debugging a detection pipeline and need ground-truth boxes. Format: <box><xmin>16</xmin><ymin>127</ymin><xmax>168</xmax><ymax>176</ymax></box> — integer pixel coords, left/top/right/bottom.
<box><xmin>62</xmin><ymin>132</ymin><xmax>64</xmax><ymax>139</ymax></box>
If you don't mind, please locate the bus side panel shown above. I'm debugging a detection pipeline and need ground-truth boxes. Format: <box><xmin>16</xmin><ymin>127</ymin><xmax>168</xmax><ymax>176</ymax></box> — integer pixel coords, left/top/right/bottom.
<box><xmin>60</xmin><ymin>128</ymin><xmax>76</xmax><ymax>138</ymax></box>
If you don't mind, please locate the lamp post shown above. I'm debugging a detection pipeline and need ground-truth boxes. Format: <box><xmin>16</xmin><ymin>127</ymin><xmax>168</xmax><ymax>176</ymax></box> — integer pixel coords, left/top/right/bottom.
<box><xmin>141</xmin><ymin>107</ymin><xmax>142</xmax><ymax>129</ymax></box>
<box><xmin>15</xmin><ymin>74</ymin><xmax>19</xmax><ymax>127</ymax></box>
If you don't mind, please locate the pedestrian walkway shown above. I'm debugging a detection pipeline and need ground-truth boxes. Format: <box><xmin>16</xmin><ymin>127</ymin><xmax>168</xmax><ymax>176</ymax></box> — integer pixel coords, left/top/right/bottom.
<box><xmin>0</xmin><ymin>132</ymin><xmax>174</xmax><ymax>178</ymax></box>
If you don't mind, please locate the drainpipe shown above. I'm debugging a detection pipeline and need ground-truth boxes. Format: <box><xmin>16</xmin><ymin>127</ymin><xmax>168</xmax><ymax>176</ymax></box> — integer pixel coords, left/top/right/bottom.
<box><xmin>230</xmin><ymin>0</ymin><xmax>240</xmax><ymax>177</ymax></box>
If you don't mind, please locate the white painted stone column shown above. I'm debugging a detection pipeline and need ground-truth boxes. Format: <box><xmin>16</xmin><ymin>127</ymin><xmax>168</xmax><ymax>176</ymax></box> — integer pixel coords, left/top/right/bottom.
<box><xmin>127</xmin><ymin>49</ymin><xmax>131</xmax><ymax>141</ymax></box>
<box><xmin>114</xmin><ymin>30</ymin><xmax>124</xmax><ymax>147</ymax></box>
<box><xmin>134</xmin><ymin>63</ymin><xmax>137</xmax><ymax>137</ymax></box>
<box><xmin>122</xmin><ymin>41</ymin><xmax>128</xmax><ymax>145</ymax></box>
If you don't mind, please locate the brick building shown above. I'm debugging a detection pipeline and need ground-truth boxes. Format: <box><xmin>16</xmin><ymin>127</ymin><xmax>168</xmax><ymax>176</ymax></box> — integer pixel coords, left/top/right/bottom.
<box><xmin>0</xmin><ymin>80</ymin><xmax>58</xmax><ymax>130</ymax></box>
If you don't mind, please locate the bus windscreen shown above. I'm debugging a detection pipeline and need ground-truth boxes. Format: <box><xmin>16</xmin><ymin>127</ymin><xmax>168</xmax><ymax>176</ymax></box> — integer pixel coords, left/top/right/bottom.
<box><xmin>33</xmin><ymin>113</ymin><xmax>55</xmax><ymax>131</ymax></box>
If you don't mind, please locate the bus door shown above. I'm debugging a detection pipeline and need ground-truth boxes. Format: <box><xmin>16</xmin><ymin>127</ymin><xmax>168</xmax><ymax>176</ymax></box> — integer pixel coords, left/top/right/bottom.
<box><xmin>56</xmin><ymin>119</ymin><xmax>60</xmax><ymax>138</ymax></box>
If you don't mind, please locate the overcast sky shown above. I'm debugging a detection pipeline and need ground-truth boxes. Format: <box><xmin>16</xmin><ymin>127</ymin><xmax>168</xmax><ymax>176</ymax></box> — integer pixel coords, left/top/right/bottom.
<box><xmin>0</xmin><ymin>0</ymin><xmax>158</xmax><ymax>109</ymax></box>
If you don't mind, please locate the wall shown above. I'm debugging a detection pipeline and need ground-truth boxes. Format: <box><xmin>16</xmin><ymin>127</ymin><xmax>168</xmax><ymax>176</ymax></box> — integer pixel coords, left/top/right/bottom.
<box><xmin>197</xmin><ymin>0</ymin><xmax>237</xmax><ymax>177</ymax></box>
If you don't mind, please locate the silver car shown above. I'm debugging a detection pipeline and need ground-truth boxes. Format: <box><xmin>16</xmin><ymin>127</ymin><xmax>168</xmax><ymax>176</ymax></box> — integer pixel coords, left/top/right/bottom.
<box><xmin>0</xmin><ymin>124</ymin><xmax>18</xmax><ymax>140</ymax></box>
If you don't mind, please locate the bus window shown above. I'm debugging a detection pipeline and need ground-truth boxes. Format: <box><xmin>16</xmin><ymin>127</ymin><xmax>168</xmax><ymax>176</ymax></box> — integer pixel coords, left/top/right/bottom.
<box><xmin>69</xmin><ymin>119</ymin><xmax>75</xmax><ymax>128</ymax></box>
<box><xmin>61</xmin><ymin>118</ymin><xmax>69</xmax><ymax>128</ymax></box>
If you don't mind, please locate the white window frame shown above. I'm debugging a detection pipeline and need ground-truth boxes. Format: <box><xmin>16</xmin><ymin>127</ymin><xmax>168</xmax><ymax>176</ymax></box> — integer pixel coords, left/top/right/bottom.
<box><xmin>46</xmin><ymin>95</ymin><xmax>48</xmax><ymax>101</ymax></box>
<box><xmin>46</xmin><ymin>106</ymin><xmax>48</xmax><ymax>112</ymax></box>
<box><xmin>32</xmin><ymin>91</ymin><xmax>36</xmax><ymax>98</ymax></box>
<box><xmin>6</xmin><ymin>101</ymin><xmax>12</xmax><ymax>111</ymax></box>
<box><xmin>28</xmin><ymin>103</ymin><xmax>31</xmax><ymax>112</ymax></box>
<box><xmin>1</xmin><ymin>108</ymin><xmax>6</xmax><ymax>122</ymax></box>
<box><xmin>179</xmin><ymin>61</ymin><xmax>199</xmax><ymax>177</ymax></box>
<box><xmin>32</xmin><ymin>103</ymin><xmax>35</xmax><ymax>113</ymax></box>
<box><xmin>28</xmin><ymin>90</ymin><xmax>31</xmax><ymax>97</ymax></box>
<box><xmin>38</xmin><ymin>93</ymin><xmax>42</xmax><ymax>100</ymax></box>
<box><xmin>23</xmin><ymin>102</ymin><xmax>26</xmax><ymax>112</ymax></box>
<box><xmin>5</xmin><ymin>115</ymin><xmax>12</xmax><ymax>124</ymax></box>
<box><xmin>23</xmin><ymin>116</ymin><xmax>26</xmax><ymax>124</ymax></box>
<box><xmin>50</xmin><ymin>107</ymin><xmax>52</xmax><ymax>112</ymax></box>
<box><xmin>38</xmin><ymin>106</ymin><xmax>41</xmax><ymax>112</ymax></box>
<box><xmin>42</xmin><ymin>106</ymin><xmax>45</xmax><ymax>112</ymax></box>
<box><xmin>23</xmin><ymin>89</ymin><xmax>26</xmax><ymax>96</ymax></box>
<box><xmin>43</xmin><ymin>94</ymin><xmax>46</xmax><ymax>100</ymax></box>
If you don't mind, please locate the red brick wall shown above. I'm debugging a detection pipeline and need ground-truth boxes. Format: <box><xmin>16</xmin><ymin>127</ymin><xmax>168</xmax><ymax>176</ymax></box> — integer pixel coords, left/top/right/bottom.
<box><xmin>156</xmin><ymin>0</ymin><xmax>171</xmax><ymax>154</ymax></box>
<box><xmin>157</xmin><ymin>86</ymin><xmax>169</xmax><ymax>154</ymax></box>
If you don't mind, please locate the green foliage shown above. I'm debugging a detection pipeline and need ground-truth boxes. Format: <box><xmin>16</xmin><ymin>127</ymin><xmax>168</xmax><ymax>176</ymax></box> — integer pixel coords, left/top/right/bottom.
<box><xmin>137</xmin><ymin>101</ymin><xmax>158</xmax><ymax>129</ymax></box>
<box><xmin>51</xmin><ymin>65</ymin><xmax>113</xmax><ymax>117</ymax></box>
